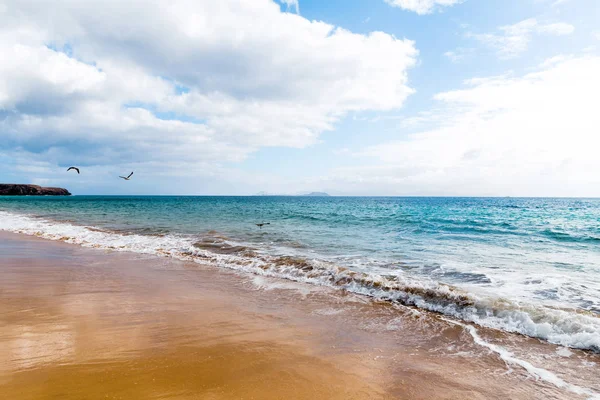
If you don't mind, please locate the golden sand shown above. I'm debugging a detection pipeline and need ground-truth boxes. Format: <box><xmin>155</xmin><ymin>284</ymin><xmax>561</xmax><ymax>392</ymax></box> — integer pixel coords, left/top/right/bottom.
<box><xmin>0</xmin><ymin>232</ymin><xmax>594</xmax><ymax>399</ymax></box>
<box><xmin>0</xmin><ymin>233</ymin><xmax>388</xmax><ymax>399</ymax></box>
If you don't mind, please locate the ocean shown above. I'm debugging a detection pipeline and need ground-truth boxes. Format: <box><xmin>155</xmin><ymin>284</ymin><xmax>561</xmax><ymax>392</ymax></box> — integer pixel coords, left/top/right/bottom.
<box><xmin>1</xmin><ymin>196</ymin><xmax>599</xmax><ymax>353</ymax></box>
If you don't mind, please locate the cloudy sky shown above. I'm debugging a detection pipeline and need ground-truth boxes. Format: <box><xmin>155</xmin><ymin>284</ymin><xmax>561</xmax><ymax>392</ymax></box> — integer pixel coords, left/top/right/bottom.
<box><xmin>1</xmin><ymin>0</ymin><xmax>599</xmax><ymax>195</ymax></box>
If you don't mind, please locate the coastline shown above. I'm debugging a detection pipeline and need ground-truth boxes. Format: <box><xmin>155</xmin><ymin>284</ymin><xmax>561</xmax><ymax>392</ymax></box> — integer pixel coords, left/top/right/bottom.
<box><xmin>0</xmin><ymin>231</ymin><xmax>598</xmax><ymax>399</ymax></box>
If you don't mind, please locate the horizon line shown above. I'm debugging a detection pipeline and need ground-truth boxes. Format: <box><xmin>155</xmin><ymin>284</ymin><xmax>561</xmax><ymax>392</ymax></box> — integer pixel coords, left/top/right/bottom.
<box><xmin>53</xmin><ymin>194</ymin><xmax>600</xmax><ymax>199</ymax></box>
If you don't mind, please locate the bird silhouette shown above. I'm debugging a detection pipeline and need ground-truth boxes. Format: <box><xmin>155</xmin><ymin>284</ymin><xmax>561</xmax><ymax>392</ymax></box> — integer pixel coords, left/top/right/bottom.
<box><xmin>119</xmin><ymin>172</ymin><xmax>134</xmax><ymax>180</ymax></box>
<box><xmin>67</xmin><ymin>167</ymin><xmax>80</xmax><ymax>174</ymax></box>
<box><xmin>256</xmin><ymin>223</ymin><xmax>270</xmax><ymax>229</ymax></box>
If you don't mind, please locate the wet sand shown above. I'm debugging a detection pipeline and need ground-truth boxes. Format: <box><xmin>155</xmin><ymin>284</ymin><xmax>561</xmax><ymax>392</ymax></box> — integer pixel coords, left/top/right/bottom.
<box><xmin>0</xmin><ymin>231</ymin><xmax>597</xmax><ymax>399</ymax></box>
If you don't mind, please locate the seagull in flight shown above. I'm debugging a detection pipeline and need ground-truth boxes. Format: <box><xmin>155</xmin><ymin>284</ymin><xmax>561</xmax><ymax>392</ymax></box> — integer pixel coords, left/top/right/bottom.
<box><xmin>256</xmin><ymin>223</ymin><xmax>270</xmax><ymax>229</ymax></box>
<box><xmin>119</xmin><ymin>172</ymin><xmax>134</xmax><ymax>181</ymax></box>
<box><xmin>67</xmin><ymin>167</ymin><xmax>80</xmax><ymax>174</ymax></box>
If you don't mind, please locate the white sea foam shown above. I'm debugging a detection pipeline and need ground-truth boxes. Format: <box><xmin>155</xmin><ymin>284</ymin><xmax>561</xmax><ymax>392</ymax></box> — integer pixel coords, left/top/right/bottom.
<box><xmin>250</xmin><ymin>275</ymin><xmax>316</xmax><ymax>297</ymax></box>
<box><xmin>556</xmin><ymin>346</ymin><xmax>574</xmax><ymax>357</ymax></box>
<box><xmin>1</xmin><ymin>210</ymin><xmax>600</xmax><ymax>354</ymax></box>
<box><xmin>313</xmin><ymin>307</ymin><xmax>345</xmax><ymax>316</ymax></box>
<box><xmin>442</xmin><ymin>318</ymin><xmax>600</xmax><ymax>399</ymax></box>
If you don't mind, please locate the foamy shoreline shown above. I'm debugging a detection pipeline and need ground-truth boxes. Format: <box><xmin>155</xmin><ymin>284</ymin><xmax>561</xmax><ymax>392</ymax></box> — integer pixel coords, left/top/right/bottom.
<box><xmin>0</xmin><ymin>230</ymin><xmax>599</xmax><ymax>399</ymax></box>
<box><xmin>1</xmin><ymin>209</ymin><xmax>599</xmax><ymax>354</ymax></box>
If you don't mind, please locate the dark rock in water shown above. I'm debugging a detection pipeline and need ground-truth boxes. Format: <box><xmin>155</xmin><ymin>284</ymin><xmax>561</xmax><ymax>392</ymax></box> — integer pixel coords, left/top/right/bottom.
<box><xmin>303</xmin><ymin>192</ymin><xmax>330</xmax><ymax>197</ymax></box>
<box><xmin>0</xmin><ymin>184</ymin><xmax>71</xmax><ymax>196</ymax></box>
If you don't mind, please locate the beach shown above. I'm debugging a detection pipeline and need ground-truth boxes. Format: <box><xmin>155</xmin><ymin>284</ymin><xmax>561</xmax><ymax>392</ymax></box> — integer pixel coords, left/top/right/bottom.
<box><xmin>1</xmin><ymin>230</ymin><xmax>598</xmax><ymax>399</ymax></box>
<box><xmin>3</xmin><ymin>0</ymin><xmax>600</xmax><ymax>397</ymax></box>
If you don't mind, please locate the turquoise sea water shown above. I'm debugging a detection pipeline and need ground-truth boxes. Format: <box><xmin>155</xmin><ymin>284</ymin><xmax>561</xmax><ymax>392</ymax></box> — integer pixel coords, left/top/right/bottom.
<box><xmin>1</xmin><ymin>196</ymin><xmax>600</xmax><ymax>351</ymax></box>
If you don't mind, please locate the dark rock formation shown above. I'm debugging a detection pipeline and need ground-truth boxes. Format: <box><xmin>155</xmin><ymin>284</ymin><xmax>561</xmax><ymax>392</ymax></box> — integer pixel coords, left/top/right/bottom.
<box><xmin>0</xmin><ymin>184</ymin><xmax>71</xmax><ymax>196</ymax></box>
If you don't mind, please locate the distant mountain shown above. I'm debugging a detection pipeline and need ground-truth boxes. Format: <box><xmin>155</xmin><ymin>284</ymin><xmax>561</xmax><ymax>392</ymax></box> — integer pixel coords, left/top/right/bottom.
<box><xmin>303</xmin><ymin>192</ymin><xmax>330</xmax><ymax>197</ymax></box>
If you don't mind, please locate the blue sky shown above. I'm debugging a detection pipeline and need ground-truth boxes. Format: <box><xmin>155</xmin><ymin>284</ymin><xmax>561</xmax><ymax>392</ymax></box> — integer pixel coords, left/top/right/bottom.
<box><xmin>1</xmin><ymin>0</ymin><xmax>599</xmax><ymax>195</ymax></box>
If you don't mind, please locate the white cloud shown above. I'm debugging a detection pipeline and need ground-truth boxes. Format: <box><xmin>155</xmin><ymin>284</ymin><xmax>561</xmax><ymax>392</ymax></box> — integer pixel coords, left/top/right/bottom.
<box><xmin>469</xmin><ymin>18</ymin><xmax>574</xmax><ymax>59</ymax></box>
<box><xmin>538</xmin><ymin>54</ymin><xmax>570</xmax><ymax>68</ymax></box>
<box><xmin>444</xmin><ymin>47</ymin><xmax>474</xmax><ymax>63</ymax></box>
<box><xmin>318</xmin><ymin>56</ymin><xmax>600</xmax><ymax>196</ymax></box>
<box><xmin>536</xmin><ymin>22</ymin><xmax>575</xmax><ymax>35</ymax></box>
<box><xmin>384</xmin><ymin>0</ymin><xmax>463</xmax><ymax>15</ymax></box>
<box><xmin>444</xmin><ymin>51</ymin><xmax>461</xmax><ymax>62</ymax></box>
<box><xmin>0</xmin><ymin>0</ymin><xmax>417</xmax><ymax>187</ymax></box>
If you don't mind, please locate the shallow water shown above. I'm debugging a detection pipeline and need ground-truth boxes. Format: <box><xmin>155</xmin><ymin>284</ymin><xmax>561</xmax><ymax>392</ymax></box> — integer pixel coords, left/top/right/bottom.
<box><xmin>1</xmin><ymin>196</ymin><xmax>599</xmax><ymax>352</ymax></box>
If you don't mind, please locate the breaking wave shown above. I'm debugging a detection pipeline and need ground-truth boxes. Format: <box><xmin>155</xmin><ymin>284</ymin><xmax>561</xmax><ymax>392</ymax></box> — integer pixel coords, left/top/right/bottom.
<box><xmin>1</xmin><ymin>210</ymin><xmax>599</xmax><ymax>353</ymax></box>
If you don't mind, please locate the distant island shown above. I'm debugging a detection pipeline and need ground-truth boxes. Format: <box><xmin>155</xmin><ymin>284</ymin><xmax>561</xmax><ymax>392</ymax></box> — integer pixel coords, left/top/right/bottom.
<box><xmin>303</xmin><ymin>192</ymin><xmax>330</xmax><ymax>197</ymax></box>
<box><xmin>0</xmin><ymin>184</ymin><xmax>71</xmax><ymax>196</ymax></box>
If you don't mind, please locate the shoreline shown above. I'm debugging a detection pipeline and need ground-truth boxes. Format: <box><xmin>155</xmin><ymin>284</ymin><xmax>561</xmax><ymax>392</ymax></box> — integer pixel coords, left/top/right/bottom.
<box><xmin>0</xmin><ymin>231</ymin><xmax>598</xmax><ymax>399</ymax></box>
<box><xmin>1</xmin><ymin>207</ymin><xmax>599</xmax><ymax>354</ymax></box>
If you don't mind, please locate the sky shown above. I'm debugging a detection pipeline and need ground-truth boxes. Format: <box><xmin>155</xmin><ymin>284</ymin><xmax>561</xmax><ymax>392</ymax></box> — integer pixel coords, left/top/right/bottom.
<box><xmin>1</xmin><ymin>0</ymin><xmax>599</xmax><ymax>196</ymax></box>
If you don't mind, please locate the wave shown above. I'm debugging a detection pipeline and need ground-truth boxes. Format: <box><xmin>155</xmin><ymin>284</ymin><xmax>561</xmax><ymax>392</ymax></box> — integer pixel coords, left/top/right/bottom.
<box><xmin>1</xmin><ymin>210</ymin><xmax>599</xmax><ymax>353</ymax></box>
<box><xmin>412</xmin><ymin>217</ymin><xmax>526</xmax><ymax>237</ymax></box>
<box><xmin>541</xmin><ymin>229</ymin><xmax>600</xmax><ymax>244</ymax></box>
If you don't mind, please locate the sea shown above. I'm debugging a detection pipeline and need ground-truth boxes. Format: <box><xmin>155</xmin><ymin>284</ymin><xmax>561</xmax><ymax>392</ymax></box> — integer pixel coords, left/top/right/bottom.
<box><xmin>1</xmin><ymin>196</ymin><xmax>599</xmax><ymax>354</ymax></box>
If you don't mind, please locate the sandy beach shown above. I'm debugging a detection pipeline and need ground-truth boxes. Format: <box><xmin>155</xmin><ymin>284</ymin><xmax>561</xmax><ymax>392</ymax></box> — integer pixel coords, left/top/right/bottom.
<box><xmin>0</xmin><ymin>231</ymin><xmax>597</xmax><ymax>399</ymax></box>
<box><xmin>2</xmin><ymin>0</ymin><xmax>600</xmax><ymax>397</ymax></box>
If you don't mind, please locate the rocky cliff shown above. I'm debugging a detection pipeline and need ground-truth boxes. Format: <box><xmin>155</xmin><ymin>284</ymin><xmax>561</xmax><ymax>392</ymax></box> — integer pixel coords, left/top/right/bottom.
<box><xmin>0</xmin><ymin>184</ymin><xmax>71</xmax><ymax>196</ymax></box>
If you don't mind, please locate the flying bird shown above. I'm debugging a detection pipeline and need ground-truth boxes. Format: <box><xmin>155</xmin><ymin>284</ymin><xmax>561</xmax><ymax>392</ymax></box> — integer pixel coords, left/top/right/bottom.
<box><xmin>119</xmin><ymin>172</ymin><xmax>134</xmax><ymax>181</ymax></box>
<box><xmin>67</xmin><ymin>167</ymin><xmax>80</xmax><ymax>174</ymax></box>
<box><xmin>256</xmin><ymin>223</ymin><xmax>270</xmax><ymax>229</ymax></box>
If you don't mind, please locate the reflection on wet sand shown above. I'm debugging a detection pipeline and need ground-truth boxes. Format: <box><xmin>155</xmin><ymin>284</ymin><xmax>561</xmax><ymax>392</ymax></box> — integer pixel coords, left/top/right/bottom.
<box><xmin>0</xmin><ymin>232</ymin><xmax>597</xmax><ymax>399</ymax></box>
<box><xmin>8</xmin><ymin>323</ymin><xmax>75</xmax><ymax>370</ymax></box>
<box><xmin>6</xmin><ymin>340</ymin><xmax>383</xmax><ymax>400</ymax></box>
<box><xmin>0</xmin><ymin>233</ymin><xmax>387</xmax><ymax>399</ymax></box>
